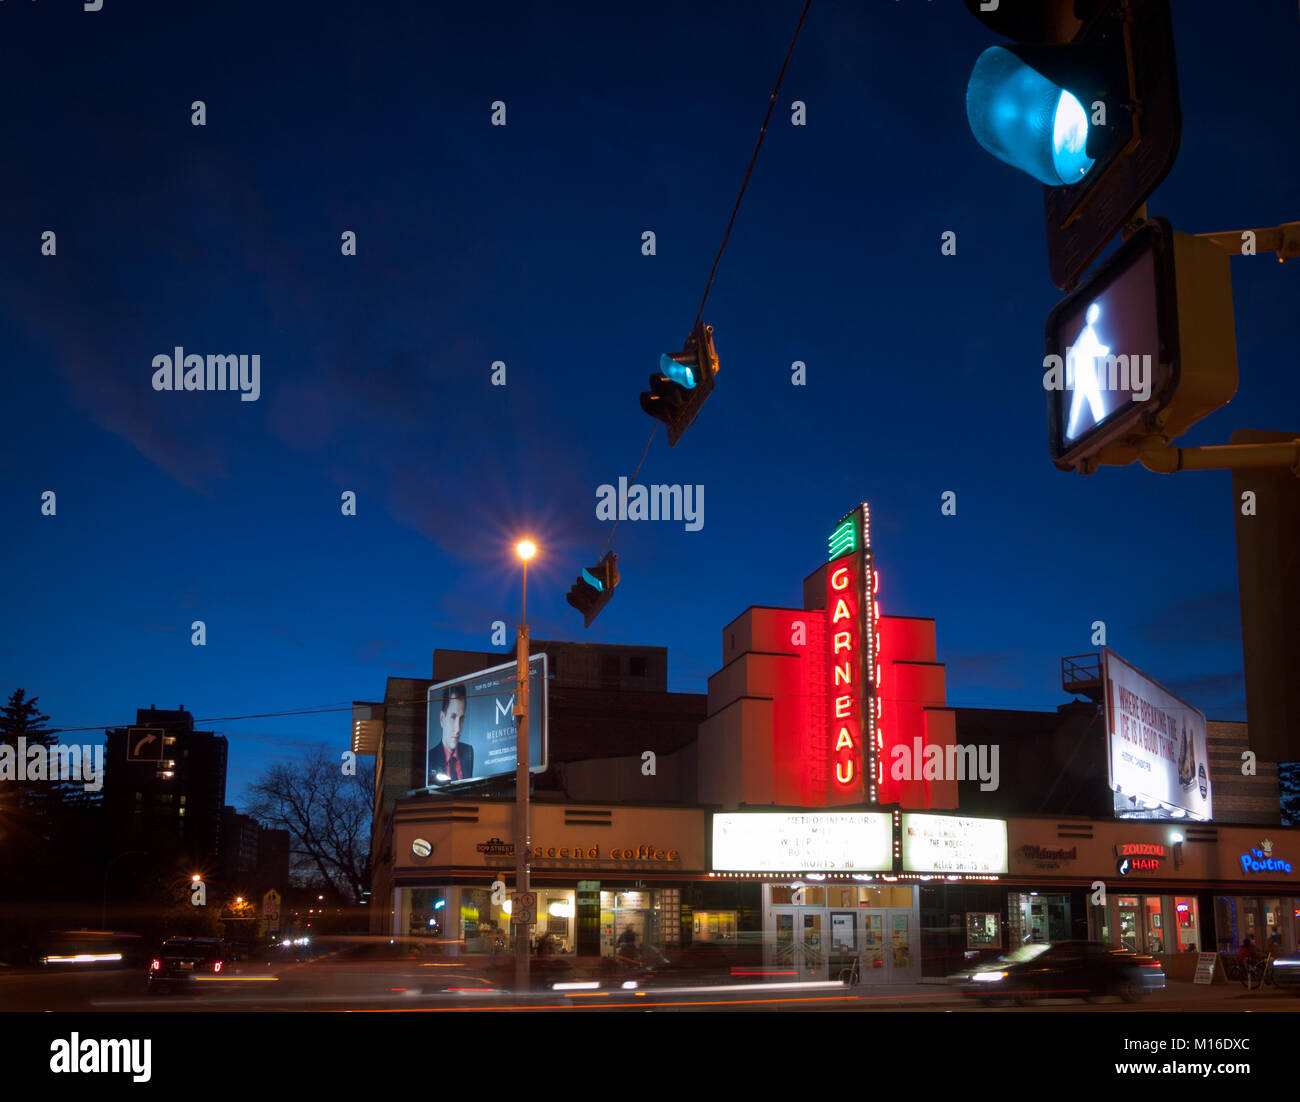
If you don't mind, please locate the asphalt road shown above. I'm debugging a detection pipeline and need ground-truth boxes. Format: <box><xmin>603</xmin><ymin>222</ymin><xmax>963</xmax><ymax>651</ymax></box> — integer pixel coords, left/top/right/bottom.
<box><xmin>4</xmin><ymin>965</ymin><xmax>1299</xmax><ymax>1012</ymax></box>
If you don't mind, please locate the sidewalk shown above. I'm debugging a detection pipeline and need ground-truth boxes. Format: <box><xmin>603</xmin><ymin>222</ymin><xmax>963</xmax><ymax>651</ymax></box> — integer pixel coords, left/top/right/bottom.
<box><xmin>835</xmin><ymin>976</ymin><xmax>1299</xmax><ymax>1008</ymax></box>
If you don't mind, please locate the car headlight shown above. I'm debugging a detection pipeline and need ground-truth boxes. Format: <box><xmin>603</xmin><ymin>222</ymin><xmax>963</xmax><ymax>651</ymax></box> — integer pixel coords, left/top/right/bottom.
<box><xmin>971</xmin><ymin>971</ymin><xmax>1007</xmax><ymax>983</ymax></box>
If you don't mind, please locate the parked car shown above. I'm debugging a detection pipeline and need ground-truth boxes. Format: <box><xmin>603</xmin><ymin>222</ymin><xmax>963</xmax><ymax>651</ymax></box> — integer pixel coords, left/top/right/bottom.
<box><xmin>963</xmin><ymin>940</ymin><xmax>1165</xmax><ymax>1005</ymax></box>
<box><xmin>147</xmin><ymin>937</ymin><xmax>230</xmax><ymax>994</ymax></box>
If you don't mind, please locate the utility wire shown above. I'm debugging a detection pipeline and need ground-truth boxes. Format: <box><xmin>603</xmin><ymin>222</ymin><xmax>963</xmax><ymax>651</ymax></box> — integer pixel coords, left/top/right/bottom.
<box><xmin>693</xmin><ymin>0</ymin><xmax>813</xmax><ymax>331</ymax></box>
<box><xmin>45</xmin><ymin>692</ymin><xmax>1115</xmax><ymax>737</ymax></box>
<box><xmin>600</xmin><ymin>0</ymin><xmax>814</xmax><ymax>565</ymax></box>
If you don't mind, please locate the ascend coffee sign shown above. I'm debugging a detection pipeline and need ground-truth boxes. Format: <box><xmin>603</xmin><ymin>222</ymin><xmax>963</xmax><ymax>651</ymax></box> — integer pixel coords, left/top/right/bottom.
<box><xmin>475</xmin><ymin>837</ymin><xmax>680</xmax><ymax>864</ymax></box>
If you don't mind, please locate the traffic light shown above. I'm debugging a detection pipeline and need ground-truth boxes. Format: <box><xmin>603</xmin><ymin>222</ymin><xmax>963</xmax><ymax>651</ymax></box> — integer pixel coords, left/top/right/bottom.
<box><xmin>965</xmin><ymin>0</ymin><xmax>1181</xmax><ymax>290</ymax></box>
<box><xmin>566</xmin><ymin>551</ymin><xmax>619</xmax><ymax>628</ymax></box>
<box><xmin>1044</xmin><ymin>218</ymin><xmax>1237</xmax><ymax>473</ymax></box>
<box><xmin>639</xmin><ymin>322</ymin><xmax>719</xmax><ymax>446</ymax></box>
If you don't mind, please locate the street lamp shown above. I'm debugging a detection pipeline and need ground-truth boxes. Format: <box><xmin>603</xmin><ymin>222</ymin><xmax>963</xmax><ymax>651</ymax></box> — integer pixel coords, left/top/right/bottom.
<box><xmin>514</xmin><ymin>538</ymin><xmax>536</xmax><ymax>993</ymax></box>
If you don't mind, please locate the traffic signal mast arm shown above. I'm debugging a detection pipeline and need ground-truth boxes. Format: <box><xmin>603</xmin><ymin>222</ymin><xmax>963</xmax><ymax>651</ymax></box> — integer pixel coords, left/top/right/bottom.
<box><xmin>1196</xmin><ymin>220</ymin><xmax>1300</xmax><ymax>263</ymax></box>
<box><xmin>1125</xmin><ymin>212</ymin><xmax>1300</xmax><ymax>476</ymax></box>
<box><xmin>1137</xmin><ymin>435</ymin><xmax>1300</xmax><ymax>476</ymax></box>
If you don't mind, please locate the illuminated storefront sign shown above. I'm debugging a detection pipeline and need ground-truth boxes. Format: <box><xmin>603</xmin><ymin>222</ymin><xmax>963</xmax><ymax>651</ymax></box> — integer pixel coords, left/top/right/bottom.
<box><xmin>473</xmin><ymin>836</ymin><xmax>681</xmax><ymax>863</ymax></box>
<box><xmin>901</xmin><ymin>813</ymin><xmax>1008</xmax><ymax>874</ymax></box>
<box><xmin>712</xmin><ymin>812</ymin><xmax>892</xmax><ymax>872</ymax></box>
<box><xmin>825</xmin><ymin>505</ymin><xmax>877</xmax><ymax>803</ymax></box>
<box><xmin>1240</xmin><ymin>840</ymin><xmax>1293</xmax><ymax>875</ymax></box>
<box><xmin>1115</xmin><ymin>842</ymin><xmax>1163</xmax><ymax>873</ymax></box>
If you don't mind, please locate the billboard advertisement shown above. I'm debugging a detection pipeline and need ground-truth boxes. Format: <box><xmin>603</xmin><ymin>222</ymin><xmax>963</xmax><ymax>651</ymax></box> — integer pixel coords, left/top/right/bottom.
<box><xmin>426</xmin><ymin>655</ymin><xmax>547</xmax><ymax>787</ymax></box>
<box><xmin>712</xmin><ymin>812</ymin><xmax>891</xmax><ymax>872</ymax></box>
<box><xmin>901</xmin><ymin>813</ymin><xmax>1007</xmax><ymax>875</ymax></box>
<box><xmin>1103</xmin><ymin>648</ymin><xmax>1212</xmax><ymax>820</ymax></box>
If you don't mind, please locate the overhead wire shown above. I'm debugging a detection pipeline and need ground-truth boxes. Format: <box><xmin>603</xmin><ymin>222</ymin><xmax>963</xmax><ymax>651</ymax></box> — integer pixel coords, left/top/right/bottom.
<box><xmin>597</xmin><ymin>0</ymin><xmax>814</xmax><ymax>563</ymax></box>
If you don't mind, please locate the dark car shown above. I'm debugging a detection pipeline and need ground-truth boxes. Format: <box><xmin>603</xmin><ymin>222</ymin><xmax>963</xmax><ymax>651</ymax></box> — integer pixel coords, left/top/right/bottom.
<box><xmin>147</xmin><ymin>937</ymin><xmax>230</xmax><ymax>994</ymax></box>
<box><xmin>963</xmin><ymin>940</ymin><xmax>1165</xmax><ymax>1005</ymax></box>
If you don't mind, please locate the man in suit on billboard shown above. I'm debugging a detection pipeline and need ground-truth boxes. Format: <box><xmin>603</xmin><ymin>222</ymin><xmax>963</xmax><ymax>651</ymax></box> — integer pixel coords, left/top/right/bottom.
<box><xmin>429</xmin><ymin>683</ymin><xmax>473</xmax><ymax>782</ymax></box>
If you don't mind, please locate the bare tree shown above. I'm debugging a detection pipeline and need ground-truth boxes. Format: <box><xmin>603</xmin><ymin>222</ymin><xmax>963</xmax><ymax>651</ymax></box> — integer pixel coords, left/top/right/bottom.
<box><xmin>243</xmin><ymin>746</ymin><xmax>373</xmax><ymax>903</ymax></box>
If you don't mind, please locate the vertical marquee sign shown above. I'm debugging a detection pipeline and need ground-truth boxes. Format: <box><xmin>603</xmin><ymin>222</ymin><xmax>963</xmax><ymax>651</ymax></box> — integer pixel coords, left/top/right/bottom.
<box><xmin>826</xmin><ymin>504</ymin><xmax>879</xmax><ymax>804</ymax></box>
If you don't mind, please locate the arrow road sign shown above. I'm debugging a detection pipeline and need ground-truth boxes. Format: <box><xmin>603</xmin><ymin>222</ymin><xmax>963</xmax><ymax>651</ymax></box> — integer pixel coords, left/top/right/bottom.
<box><xmin>127</xmin><ymin>727</ymin><xmax>165</xmax><ymax>762</ymax></box>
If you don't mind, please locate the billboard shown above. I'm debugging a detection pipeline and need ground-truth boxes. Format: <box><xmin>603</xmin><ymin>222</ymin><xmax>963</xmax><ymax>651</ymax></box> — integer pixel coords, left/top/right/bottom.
<box><xmin>425</xmin><ymin>655</ymin><xmax>547</xmax><ymax>787</ymax></box>
<box><xmin>712</xmin><ymin>812</ymin><xmax>892</xmax><ymax>872</ymax></box>
<box><xmin>901</xmin><ymin>813</ymin><xmax>1007</xmax><ymax>875</ymax></box>
<box><xmin>1103</xmin><ymin>648</ymin><xmax>1212</xmax><ymax>820</ymax></box>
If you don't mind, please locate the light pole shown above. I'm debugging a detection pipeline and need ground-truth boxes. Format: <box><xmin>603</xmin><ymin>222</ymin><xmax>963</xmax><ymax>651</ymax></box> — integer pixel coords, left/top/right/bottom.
<box><xmin>513</xmin><ymin>538</ymin><xmax>536</xmax><ymax>993</ymax></box>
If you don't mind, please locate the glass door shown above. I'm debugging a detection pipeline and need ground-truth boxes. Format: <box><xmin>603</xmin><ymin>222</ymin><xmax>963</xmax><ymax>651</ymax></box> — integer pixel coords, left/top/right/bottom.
<box><xmin>829</xmin><ymin>910</ymin><xmax>858</xmax><ymax>982</ymax></box>
<box><xmin>1117</xmin><ymin>902</ymin><xmax>1142</xmax><ymax>952</ymax></box>
<box><xmin>767</xmin><ymin>906</ymin><xmax>828</xmax><ymax>979</ymax></box>
<box><xmin>773</xmin><ymin>909</ymin><xmax>797</xmax><ymax>973</ymax></box>
<box><xmin>799</xmin><ymin>910</ymin><xmax>826</xmax><ymax>979</ymax></box>
<box><xmin>888</xmin><ymin>910</ymin><xmax>914</xmax><ymax>982</ymax></box>
<box><xmin>861</xmin><ymin>910</ymin><xmax>886</xmax><ymax>984</ymax></box>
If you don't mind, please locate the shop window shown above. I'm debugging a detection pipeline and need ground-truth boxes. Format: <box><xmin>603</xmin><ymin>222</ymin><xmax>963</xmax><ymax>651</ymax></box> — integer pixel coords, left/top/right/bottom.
<box><xmin>770</xmin><ymin>885</ymin><xmax>795</xmax><ymax>905</ymax></box>
<box><xmin>1214</xmin><ymin>896</ymin><xmax>1240</xmax><ymax>951</ymax></box>
<box><xmin>966</xmin><ymin>912</ymin><xmax>1001</xmax><ymax>949</ymax></box>
<box><xmin>1173</xmin><ymin>897</ymin><xmax>1199</xmax><ymax>952</ymax></box>
<box><xmin>461</xmin><ymin>888</ymin><xmax>497</xmax><ymax>952</ymax></box>
<box><xmin>406</xmin><ymin>887</ymin><xmax>447</xmax><ymax>940</ymax></box>
<box><xmin>829</xmin><ymin>886</ymin><xmax>856</xmax><ymax>908</ymax></box>
<box><xmin>1143</xmin><ymin>897</ymin><xmax>1165</xmax><ymax>953</ymax></box>
<box><xmin>693</xmin><ymin>910</ymin><xmax>738</xmax><ymax>942</ymax></box>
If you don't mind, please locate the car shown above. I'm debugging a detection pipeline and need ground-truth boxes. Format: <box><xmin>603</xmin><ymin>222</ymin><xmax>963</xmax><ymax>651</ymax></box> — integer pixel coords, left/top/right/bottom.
<box><xmin>962</xmin><ymin>940</ymin><xmax>1166</xmax><ymax>1005</ymax></box>
<box><xmin>147</xmin><ymin>937</ymin><xmax>230</xmax><ymax>995</ymax></box>
<box><xmin>946</xmin><ymin>947</ymin><xmax>1007</xmax><ymax>984</ymax></box>
<box><xmin>1268</xmin><ymin>951</ymin><xmax>1300</xmax><ymax>990</ymax></box>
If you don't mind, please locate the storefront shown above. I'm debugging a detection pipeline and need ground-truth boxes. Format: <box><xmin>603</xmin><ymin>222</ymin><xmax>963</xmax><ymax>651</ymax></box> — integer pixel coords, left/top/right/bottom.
<box><xmin>1006</xmin><ymin>816</ymin><xmax>1300</xmax><ymax>962</ymax></box>
<box><xmin>761</xmin><ymin>880</ymin><xmax>920</xmax><ymax>983</ymax></box>
<box><xmin>384</xmin><ymin>798</ymin><xmax>706</xmax><ymax>959</ymax></box>
<box><xmin>709</xmin><ymin>809</ymin><xmax>1010</xmax><ymax>983</ymax></box>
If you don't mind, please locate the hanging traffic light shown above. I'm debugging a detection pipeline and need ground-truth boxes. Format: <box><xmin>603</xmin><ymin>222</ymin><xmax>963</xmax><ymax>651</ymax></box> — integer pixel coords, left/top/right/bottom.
<box><xmin>1044</xmin><ymin>217</ymin><xmax>1237</xmax><ymax>473</ymax></box>
<box><xmin>965</xmin><ymin>0</ymin><xmax>1181</xmax><ymax>290</ymax></box>
<box><xmin>565</xmin><ymin>551</ymin><xmax>619</xmax><ymax>628</ymax></box>
<box><xmin>639</xmin><ymin>322</ymin><xmax>719</xmax><ymax>446</ymax></box>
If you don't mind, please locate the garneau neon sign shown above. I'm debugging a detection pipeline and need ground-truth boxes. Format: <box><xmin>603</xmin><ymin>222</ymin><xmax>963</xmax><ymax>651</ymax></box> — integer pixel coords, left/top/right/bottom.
<box><xmin>825</xmin><ymin>505</ymin><xmax>879</xmax><ymax>802</ymax></box>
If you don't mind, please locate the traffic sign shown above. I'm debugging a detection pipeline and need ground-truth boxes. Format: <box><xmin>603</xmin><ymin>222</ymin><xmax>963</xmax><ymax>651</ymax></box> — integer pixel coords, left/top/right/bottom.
<box><xmin>262</xmin><ymin>889</ymin><xmax>281</xmax><ymax>934</ymax></box>
<box><xmin>126</xmin><ymin>727</ymin><xmax>165</xmax><ymax>762</ymax></box>
<box><xmin>1044</xmin><ymin>217</ymin><xmax>1236</xmax><ymax>473</ymax></box>
<box><xmin>511</xmin><ymin>891</ymin><xmax>537</xmax><ymax>926</ymax></box>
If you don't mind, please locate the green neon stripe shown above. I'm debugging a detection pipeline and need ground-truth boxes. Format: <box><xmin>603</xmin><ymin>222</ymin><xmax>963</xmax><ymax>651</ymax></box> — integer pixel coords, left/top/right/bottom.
<box><xmin>827</xmin><ymin>518</ymin><xmax>857</xmax><ymax>560</ymax></box>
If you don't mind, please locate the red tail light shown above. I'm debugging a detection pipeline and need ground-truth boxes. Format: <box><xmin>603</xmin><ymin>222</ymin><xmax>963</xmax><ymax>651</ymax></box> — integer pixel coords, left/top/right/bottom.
<box><xmin>150</xmin><ymin>959</ymin><xmax>161</xmax><ymax>972</ymax></box>
<box><xmin>213</xmin><ymin>960</ymin><xmax>223</xmax><ymax>973</ymax></box>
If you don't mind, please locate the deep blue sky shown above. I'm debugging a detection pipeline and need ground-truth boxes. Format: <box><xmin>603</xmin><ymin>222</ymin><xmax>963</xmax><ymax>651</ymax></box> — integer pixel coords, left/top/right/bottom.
<box><xmin>3</xmin><ymin>1</ymin><xmax>1296</xmax><ymax>802</ymax></box>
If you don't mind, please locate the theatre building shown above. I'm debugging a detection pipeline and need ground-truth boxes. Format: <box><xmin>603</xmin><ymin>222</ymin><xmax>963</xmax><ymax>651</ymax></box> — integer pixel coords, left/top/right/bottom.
<box><xmin>359</xmin><ymin>502</ymin><xmax>1299</xmax><ymax>980</ymax></box>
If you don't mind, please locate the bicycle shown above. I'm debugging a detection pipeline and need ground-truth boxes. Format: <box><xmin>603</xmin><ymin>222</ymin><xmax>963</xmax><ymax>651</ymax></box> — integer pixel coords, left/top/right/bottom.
<box><xmin>1241</xmin><ymin>956</ymin><xmax>1276</xmax><ymax>991</ymax></box>
<box><xmin>839</xmin><ymin>955</ymin><xmax>861</xmax><ymax>987</ymax></box>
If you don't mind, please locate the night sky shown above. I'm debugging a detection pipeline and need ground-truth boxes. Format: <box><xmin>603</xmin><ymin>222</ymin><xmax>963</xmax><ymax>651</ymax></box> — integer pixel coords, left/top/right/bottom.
<box><xmin>3</xmin><ymin>1</ymin><xmax>1296</xmax><ymax>802</ymax></box>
